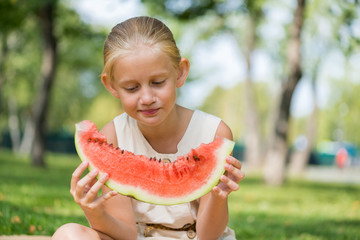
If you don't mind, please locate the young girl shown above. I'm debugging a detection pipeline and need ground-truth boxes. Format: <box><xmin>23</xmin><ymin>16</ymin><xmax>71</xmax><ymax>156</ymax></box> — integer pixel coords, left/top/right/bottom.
<box><xmin>52</xmin><ymin>16</ymin><xmax>244</xmax><ymax>240</ymax></box>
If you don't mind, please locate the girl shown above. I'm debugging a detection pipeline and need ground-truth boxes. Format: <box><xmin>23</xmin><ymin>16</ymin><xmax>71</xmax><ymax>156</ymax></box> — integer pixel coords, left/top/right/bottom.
<box><xmin>52</xmin><ymin>16</ymin><xmax>244</xmax><ymax>240</ymax></box>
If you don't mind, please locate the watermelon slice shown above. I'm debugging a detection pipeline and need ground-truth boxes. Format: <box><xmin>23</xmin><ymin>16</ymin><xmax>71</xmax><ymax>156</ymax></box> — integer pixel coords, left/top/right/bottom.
<box><xmin>75</xmin><ymin>120</ymin><xmax>235</xmax><ymax>205</ymax></box>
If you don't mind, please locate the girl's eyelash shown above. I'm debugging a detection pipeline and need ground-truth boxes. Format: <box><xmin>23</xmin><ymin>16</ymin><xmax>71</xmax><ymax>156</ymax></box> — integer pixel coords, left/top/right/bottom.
<box><xmin>153</xmin><ymin>80</ymin><xmax>165</xmax><ymax>85</ymax></box>
<box><xmin>125</xmin><ymin>86</ymin><xmax>138</xmax><ymax>91</ymax></box>
<box><xmin>123</xmin><ymin>80</ymin><xmax>165</xmax><ymax>91</ymax></box>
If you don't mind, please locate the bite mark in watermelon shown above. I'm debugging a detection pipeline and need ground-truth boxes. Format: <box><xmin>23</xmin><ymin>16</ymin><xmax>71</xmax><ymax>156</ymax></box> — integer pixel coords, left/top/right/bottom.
<box><xmin>74</xmin><ymin>120</ymin><xmax>235</xmax><ymax>205</ymax></box>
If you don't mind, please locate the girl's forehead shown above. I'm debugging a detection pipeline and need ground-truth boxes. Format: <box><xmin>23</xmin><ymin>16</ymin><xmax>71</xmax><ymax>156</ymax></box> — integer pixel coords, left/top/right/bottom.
<box><xmin>112</xmin><ymin>46</ymin><xmax>176</xmax><ymax>80</ymax></box>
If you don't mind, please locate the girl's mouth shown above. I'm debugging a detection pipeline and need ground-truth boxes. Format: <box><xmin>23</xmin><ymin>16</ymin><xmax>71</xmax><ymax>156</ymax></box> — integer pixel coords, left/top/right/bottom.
<box><xmin>140</xmin><ymin>108</ymin><xmax>159</xmax><ymax>116</ymax></box>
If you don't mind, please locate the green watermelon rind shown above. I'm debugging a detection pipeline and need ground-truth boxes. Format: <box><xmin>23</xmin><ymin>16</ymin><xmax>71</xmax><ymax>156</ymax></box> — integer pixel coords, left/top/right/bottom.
<box><xmin>74</xmin><ymin>123</ymin><xmax>235</xmax><ymax>205</ymax></box>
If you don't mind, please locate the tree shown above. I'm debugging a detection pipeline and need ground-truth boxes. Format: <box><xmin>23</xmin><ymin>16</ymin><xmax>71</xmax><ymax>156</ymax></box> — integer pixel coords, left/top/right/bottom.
<box><xmin>1</xmin><ymin>0</ymin><xmax>108</xmax><ymax>167</ymax></box>
<box><xmin>0</xmin><ymin>0</ymin><xmax>29</xmax><ymax>150</ymax></box>
<box><xmin>263</xmin><ymin>0</ymin><xmax>306</xmax><ymax>185</ymax></box>
<box><xmin>288</xmin><ymin>0</ymin><xmax>360</xmax><ymax>176</ymax></box>
<box><xmin>238</xmin><ymin>1</ymin><xmax>266</xmax><ymax>171</ymax></box>
<box><xmin>28</xmin><ymin>0</ymin><xmax>58</xmax><ymax>166</ymax></box>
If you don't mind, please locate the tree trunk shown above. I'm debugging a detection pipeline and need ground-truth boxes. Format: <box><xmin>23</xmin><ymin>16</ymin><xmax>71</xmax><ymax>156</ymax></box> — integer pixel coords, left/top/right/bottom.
<box><xmin>288</xmin><ymin>77</ymin><xmax>318</xmax><ymax>176</ymax></box>
<box><xmin>8</xmin><ymin>98</ymin><xmax>21</xmax><ymax>152</ymax></box>
<box><xmin>0</xmin><ymin>33</ymin><xmax>8</xmax><ymax>117</ymax></box>
<box><xmin>29</xmin><ymin>1</ymin><xmax>57</xmax><ymax>167</ymax></box>
<box><xmin>263</xmin><ymin>0</ymin><xmax>306</xmax><ymax>185</ymax></box>
<box><xmin>20</xmin><ymin>116</ymin><xmax>35</xmax><ymax>154</ymax></box>
<box><xmin>242</xmin><ymin>18</ymin><xmax>263</xmax><ymax>171</ymax></box>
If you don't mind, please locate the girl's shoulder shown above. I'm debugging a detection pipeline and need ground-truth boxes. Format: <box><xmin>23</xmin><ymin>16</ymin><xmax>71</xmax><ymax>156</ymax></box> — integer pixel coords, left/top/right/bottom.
<box><xmin>190</xmin><ymin>109</ymin><xmax>233</xmax><ymax>141</ymax></box>
<box><xmin>216</xmin><ymin>120</ymin><xmax>233</xmax><ymax>141</ymax></box>
<box><xmin>99</xmin><ymin>120</ymin><xmax>118</xmax><ymax>146</ymax></box>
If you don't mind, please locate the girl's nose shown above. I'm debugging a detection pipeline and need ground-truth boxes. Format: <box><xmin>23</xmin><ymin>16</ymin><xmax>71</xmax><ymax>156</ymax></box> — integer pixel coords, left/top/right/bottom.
<box><xmin>140</xmin><ymin>87</ymin><xmax>156</xmax><ymax>105</ymax></box>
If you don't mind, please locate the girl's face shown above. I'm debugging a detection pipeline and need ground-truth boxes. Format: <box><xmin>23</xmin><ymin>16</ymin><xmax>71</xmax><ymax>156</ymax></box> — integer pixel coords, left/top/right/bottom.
<box><xmin>103</xmin><ymin>45</ymin><xmax>188</xmax><ymax>127</ymax></box>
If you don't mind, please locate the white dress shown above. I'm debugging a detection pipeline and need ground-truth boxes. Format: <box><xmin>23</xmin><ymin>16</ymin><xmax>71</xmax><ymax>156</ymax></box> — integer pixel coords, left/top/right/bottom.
<box><xmin>113</xmin><ymin>110</ymin><xmax>236</xmax><ymax>239</ymax></box>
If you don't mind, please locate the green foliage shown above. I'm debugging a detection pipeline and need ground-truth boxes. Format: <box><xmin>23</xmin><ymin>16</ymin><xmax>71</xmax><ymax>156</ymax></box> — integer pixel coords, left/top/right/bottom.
<box><xmin>0</xmin><ymin>150</ymin><xmax>359</xmax><ymax>238</ymax></box>
<box><xmin>83</xmin><ymin>92</ymin><xmax>123</xmax><ymax>130</ymax></box>
<box><xmin>142</xmin><ymin>0</ymin><xmax>248</xmax><ymax>19</ymax></box>
<box><xmin>0</xmin><ymin>0</ymin><xmax>29</xmax><ymax>34</ymax></box>
<box><xmin>200</xmin><ymin>81</ymin><xmax>273</xmax><ymax>141</ymax></box>
<box><xmin>47</xmin><ymin>3</ymin><xmax>109</xmax><ymax>133</ymax></box>
<box><xmin>1</xmin><ymin>15</ymin><xmax>42</xmax><ymax>127</ymax></box>
<box><xmin>317</xmin><ymin>80</ymin><xmax>360</xmax><ymax>145</ymax></box>
<box><xmin>200</xmin><ymin>85</ymin><xmax>245</xmax><ymax>140</ymax></box>
<box><xmin>0</xmin><ymin>1</ymin><xmax>110</xmax><ymax>136</ymax></box>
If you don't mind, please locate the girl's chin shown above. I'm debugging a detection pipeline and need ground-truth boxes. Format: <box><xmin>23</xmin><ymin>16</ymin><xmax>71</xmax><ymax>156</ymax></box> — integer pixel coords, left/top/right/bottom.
<box><xmin>136</xmin><ymin>114</ymin><xmax>164</xmax><ymax>126</ymax></box>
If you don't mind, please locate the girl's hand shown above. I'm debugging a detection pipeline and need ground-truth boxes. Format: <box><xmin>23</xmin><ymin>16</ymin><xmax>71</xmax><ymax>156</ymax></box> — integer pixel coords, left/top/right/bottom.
<box><xmin>212</xmin><ymin>156</ymin><xmax>245</xmax><ymax>199</ymax></box>
<box><xmin>70</xmin><ymin>161</ymin><xmax>118</xmax><ymax>213</ymax></box>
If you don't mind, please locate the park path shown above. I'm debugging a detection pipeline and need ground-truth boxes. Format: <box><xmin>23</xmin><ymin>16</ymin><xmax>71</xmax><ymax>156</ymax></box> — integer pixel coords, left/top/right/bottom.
<box><xmin>304</xmin><ymin>166</ymin><xmax>360</xmax><ymax>184</ymax></box>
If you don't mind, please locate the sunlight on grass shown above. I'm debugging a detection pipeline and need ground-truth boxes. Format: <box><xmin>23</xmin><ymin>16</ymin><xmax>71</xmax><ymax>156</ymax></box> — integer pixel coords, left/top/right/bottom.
<box><xmin>0</xmin><ymin>150</ymin><xmax>87</xmax><ymax>235</ymax></box>
<box><xmin>1</xmin><ymin>149</ymin><xmax>359</xmax><ymax>238</ymax></box>
<box><xmin>228</xmin><ymin>177</ymin><xmax>360</xmax><ymax>239</ymax></box>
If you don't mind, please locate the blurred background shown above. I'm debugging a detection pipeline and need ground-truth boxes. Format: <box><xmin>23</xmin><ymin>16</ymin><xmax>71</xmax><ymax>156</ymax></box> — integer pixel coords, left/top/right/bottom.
<box><xmin>0</xmin><ymin>0</ymin><xmax>360</xmax><ymax>183</ymax></box>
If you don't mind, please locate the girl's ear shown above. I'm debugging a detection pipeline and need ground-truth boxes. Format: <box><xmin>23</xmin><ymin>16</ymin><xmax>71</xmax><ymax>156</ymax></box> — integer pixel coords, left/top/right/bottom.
<box><xmin>101</xmin><ymin>73</ymin><xmax>120</xmax><ymax>99</ymax></box>
<box><xmin>176</xmin><ymin>58</ymin><xmax>190</xmax><ymax>88</ymax></box>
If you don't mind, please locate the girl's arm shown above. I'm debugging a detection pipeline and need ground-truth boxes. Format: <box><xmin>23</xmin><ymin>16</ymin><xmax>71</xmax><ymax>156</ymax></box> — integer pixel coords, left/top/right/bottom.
<box><xmin>196</xmin><ymin>121</ymin><xmax>245</xmax><ymax>239</ymax></box>
<box><xmin>70</xmin><ymin>121</ymin><xmax>137</xmax><ymax>240</ymax></box>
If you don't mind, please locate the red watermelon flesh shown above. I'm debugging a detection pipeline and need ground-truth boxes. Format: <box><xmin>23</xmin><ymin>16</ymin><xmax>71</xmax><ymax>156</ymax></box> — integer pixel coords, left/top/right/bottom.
<box><xmin>75</xmin><ymin>120</ymin><xmax>235</xmax><ymax>205</ymax></box>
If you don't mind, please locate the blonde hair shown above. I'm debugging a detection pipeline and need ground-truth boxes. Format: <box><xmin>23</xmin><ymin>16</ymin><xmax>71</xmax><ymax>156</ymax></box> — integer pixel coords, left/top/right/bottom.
<box><xmin>102</xmin><ymin>16</ymin><xmax>181</xmax><ymax>81</ymax></box>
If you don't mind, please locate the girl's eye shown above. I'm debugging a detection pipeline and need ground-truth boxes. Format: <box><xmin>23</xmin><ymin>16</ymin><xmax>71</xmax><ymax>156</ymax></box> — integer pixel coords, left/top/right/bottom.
<box><xmin>124</xmin><ymin>86</ymin><xmax>138</xmax><ymax>92</ymax></box>
<box><xmin>153</xmin><ymin>80</ymin><xmax>165</xmax><ymax>85</ymax></box>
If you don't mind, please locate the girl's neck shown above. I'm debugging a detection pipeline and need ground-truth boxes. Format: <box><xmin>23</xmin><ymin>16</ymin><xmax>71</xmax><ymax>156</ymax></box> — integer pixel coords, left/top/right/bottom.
<box><xmin>137</xmin><ymin>105</ymin><xmax>193</xmax><ymax>154</ymax></box>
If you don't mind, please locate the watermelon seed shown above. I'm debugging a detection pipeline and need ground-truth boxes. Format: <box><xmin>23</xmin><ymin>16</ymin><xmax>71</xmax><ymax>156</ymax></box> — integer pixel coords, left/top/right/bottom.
<box><xmin>116</xmin><ymin>147</ymin><xmax>120</xmax><ymax>150</ymax></box>
<box><xmin>88</xmin><ymin>138</ymin><xmax>92</xmax><ymax>142</ymax></box>
<box><xmin>193</xmin><ymin>155</ymin><xmax>200</xmax><ymax>161</ymax></box>
<box><xmin>109</xmin><ymin>143</ymin><xmax>113</xmax><ymax>147</ymax></box>
<box><xmin>149</xmin><ymin>157</ymin><xmax>152</xmax><ymax>161</ymax></box>
<box><xmin>121</xmin><ymin>150</ymin><xmax>124</xmax><ymax>154</ymax></box>
<box><xmin>94</xmin><ymin>138</ymin><xmax>98</xmax><ymax>143</ymax></box>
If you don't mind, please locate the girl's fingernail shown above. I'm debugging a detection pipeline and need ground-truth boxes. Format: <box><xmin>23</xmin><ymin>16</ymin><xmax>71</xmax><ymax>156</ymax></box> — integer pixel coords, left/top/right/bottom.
<box><xmin>101</xmin><ymin>173</ymin><xmax>108</xmax><ymax>179</ymax></box>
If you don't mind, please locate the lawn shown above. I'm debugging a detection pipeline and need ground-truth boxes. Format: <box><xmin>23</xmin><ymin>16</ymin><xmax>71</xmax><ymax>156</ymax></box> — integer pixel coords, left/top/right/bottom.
<box><xmin>0</xmin><ymin>149</ymin><xmax>359</xmax><ymax>239</ymax></box>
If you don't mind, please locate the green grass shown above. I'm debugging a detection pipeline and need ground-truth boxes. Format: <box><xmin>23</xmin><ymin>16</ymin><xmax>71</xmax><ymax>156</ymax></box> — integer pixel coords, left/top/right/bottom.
<box><xmin>0</xmin><ymin>149</ymin><xmax>87</xmax><ymax>236</ymax></box>
<box><xmin>0</xmin><ymin>149</ymin><xmax>359</xmax><ymax>239</ymax></box>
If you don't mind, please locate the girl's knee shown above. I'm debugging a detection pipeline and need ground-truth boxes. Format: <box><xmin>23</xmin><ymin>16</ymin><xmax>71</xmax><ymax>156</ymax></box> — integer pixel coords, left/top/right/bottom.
<box><xmin>52</xmin><ymin>223</ymin><xmax>92</xmax><ymax>240</ymax></box>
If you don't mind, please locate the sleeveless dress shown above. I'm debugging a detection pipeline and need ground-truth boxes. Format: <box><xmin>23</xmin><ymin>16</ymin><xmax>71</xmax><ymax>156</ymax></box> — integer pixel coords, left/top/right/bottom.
<box><xmin>113</xmin><ymin>110</ymin><xmax>236</xmax><ymax>240</ymax></box>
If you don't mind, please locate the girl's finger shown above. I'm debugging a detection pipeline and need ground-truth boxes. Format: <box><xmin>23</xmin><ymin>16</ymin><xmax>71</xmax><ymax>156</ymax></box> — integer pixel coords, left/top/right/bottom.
<box><xmin>75</xmin><ymin>169</ymin><xmax>99</xmax><ymax>199</ymax></box>
<box><xmin>84</xmin><ymin>178</ymin><xmax>98</xmax><ymax>194</ymax></box>
<box><xmin>93</xmin><ymin>190</ymin><xmax>118</xmax><ymax>206</ymax></box>
<box><xmin>70</xmin><ymin>161</ymin><xmax>89</xmax><ymax>193</ymax></box>
<box><xmin>226</xmin><ymin>156</ymin><xmax>242</xmax><ymax>170</ymax></box>
<box><xmin>224</xmin><ymin>163</ymin><xmax>244</xmax><ymax>182</ymax></box>
<box><xmin>212</xmin><ymin>186</ymin><xmax>228</xmax><ymax>199</ymax></box>
<box><xmin>83</xmin><ymin>173</ymin><xmax>109</xmax><ymax>203</ymax></box>
<box><xmin>220</xmin><ymin>175</ymin><xmax>239</xmax><ymax>191</ymax></box>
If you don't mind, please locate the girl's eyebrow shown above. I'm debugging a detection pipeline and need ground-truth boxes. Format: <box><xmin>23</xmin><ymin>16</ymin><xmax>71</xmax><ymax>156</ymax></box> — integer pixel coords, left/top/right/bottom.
<box><xmin>118</xmin><ymin>71</ymin><xmax>170</xmax><ymax>83</ymax></box>
<box><xmin>148</xmin><ymin>71</ymin><xmax>170</xmax><ymax>78</ymax></box>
